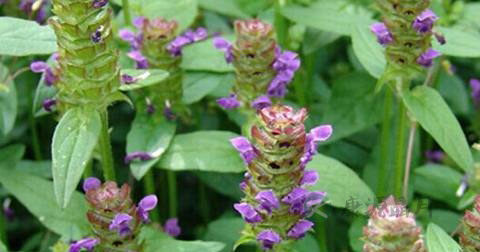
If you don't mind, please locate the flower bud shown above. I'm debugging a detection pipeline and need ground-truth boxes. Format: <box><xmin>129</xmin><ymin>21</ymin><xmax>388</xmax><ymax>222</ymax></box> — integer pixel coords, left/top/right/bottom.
<box><xmin>459</xmin><ymin>196</ymin><xmax>480</xmax><ymax>251</ymax></box>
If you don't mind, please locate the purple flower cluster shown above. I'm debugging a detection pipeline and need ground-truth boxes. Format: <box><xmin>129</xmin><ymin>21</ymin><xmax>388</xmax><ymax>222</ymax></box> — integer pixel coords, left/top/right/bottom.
<box><xmin>109</xmin><ymin>213</ymin><xmax>133</xmax><ymax>237</ymax></box>
<box><xmin>268</xmin><ymin>50</ymin><xmax>301</xmax><ymax>97</ymax></box>
<box><xmin>166</xmin><ymin>27</ymin><xmax>208</xmax><ymax>57</ymax></box>
<box><xmin>69</xmin><ymin>238</ymin><xmax>99</xmax><ymax>252</ymax></box>
<box><xmin>230</xmin><ymin>137</ymin><xmax>257</xmax><ymax>164</ymax></box>
<box><xmin>301</xmin><ymin>125</ymin><xmax>333</xmax><ymax>166</ymax></box>
<box><xmin>217</xmin><ymin>93</ymin><xmax>240</xmax><ymax>110</ymax></box>
<box><xmin>120</xmin><ymin>17</ymin><xmax>207</xmax><ymax>68</ymax></box>
<box><xmin>124</xmin><ymin>151</ymin><xmax>153</xmax><ymax>164</ymax></box>
<box><xmin>370</xmin><ymin>9</ymin><xmax>443</xmax><ymax>68</ymax></box>
<box><xmin>137</xmin><ymin>195</ymin><xmax>158</xmax><ymax>222</ymax></box>
<box><xmin>213</xmin><ymin>37</ymin><xmax>234</xmax><ymax>63</ymax></box>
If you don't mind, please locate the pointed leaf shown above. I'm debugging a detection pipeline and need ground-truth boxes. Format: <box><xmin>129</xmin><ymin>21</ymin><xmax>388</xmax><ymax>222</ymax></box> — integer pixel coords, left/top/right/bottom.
<box><xmin>52</xmin><ymin>107</ymin><xmax>101</xmax><ymax>208</ymax></box>
<box><xmin>157</xmin><ymin>131</ymin><xmax>245</xmax><ymax>172</ymax></box>
<box><xmin>182</xmin><ymin>36</ymin><xmax>235</xmax><ymax>72</ymax></box>
<box><xmin>402</xmin><ymin>86</ymin><xmax>474</xmax><ymax>172</ymax></box>
<box><xmin>433</xmin><ymin>27</ymin><xmax>480</xmax><ymax>58</ymax></box>
<box><xmin>127</xmin><ymin>113</ymin><xmax>176</xmax><ymax>180</ymax></box>
<box><xmin>426</xmin><ymin>223</ymin><xmax>461</xmax><ymax>252</ymax></box>
<box><xmin>183</xmin><ymin>72</ymin><xmax>230</xmax><ymax>104</ymax></box>
<box><xmin>351</xmin><ymin>22</ymin><xmax>386</xmax><ymax>78</ymax></box>
<box><xmin>0</xmin><ymin>168</ymin><xmax>89</xmax><ymax>241</ymax></box>
<box><xmin>307</xmin><ymin>154</ymin><xmax>375</xmax><ymax>214</ymax></box>
<box><xmin>0</xmin><ymin>17</ymin><xmax>57</xmax><ymax>56</ymax></box>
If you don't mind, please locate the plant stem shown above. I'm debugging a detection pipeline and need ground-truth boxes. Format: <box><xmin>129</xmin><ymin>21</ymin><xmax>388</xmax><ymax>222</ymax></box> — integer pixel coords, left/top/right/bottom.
<box><xmin>377</xmin><ymin>88</ymin><xmax>393</xmax><ymax>196</ymax></box>
<box><xmin>0</xmin><ymin>211</ymin><xmax>6</xmax><ymax>248</ymax></box>
<box><xmin>99</xmin><ymin>111</ymin><xmax>115</xmax><ymax>181</ymax></box>
<box><xmin>122</xmin><ymin>0</ymin><xmax>132</xmax><ymax>26</ymax></box>
<box><xmin>394</xmin><ymin>99</ymin><xmax>408</xmax><ymax>198</ymax></box>
<box><xmin>403</xmin><ymin>121</ymin><xmax>417</xmax><ymax>201</ymax></box>
<box><xmin>29</xmin><ymin>107</ymin><xmax>42</xmax><ymax>161</ymax></box>
<box><xmin>198</xmin><ymin>182</ymin><xmax>210</xmax><ymax>224</ymax></box>
<box><xmin>316</xmin><ymin>219</ymin><xmax>328</xmax><ymax>252</ymax></box>
<box><xmin>167</xmin><ymin>171</ymin><xmax>177</xmax><ymax>217</ymax></box>
<box><xmin>83</xmin><ymin>160</ymin><xmax>93</xmax><ymax>179</ymax></box>
<box><xmin>143</xmin><ymin>170</ymin><xmax>160</xmax><ymax>222</ymax></box>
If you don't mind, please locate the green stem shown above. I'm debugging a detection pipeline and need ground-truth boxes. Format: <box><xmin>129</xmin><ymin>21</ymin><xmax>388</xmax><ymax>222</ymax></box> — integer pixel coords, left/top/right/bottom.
<box><xmin>316</xmin><ymin>219</ymin><xmax>328</xmax><ymax>252</ymax></box>
<box><xmin>394</xmin><ymin>99</ymin><xmax>408</xmax><ymax>198</ymax></box>
<box><xmin>83</xmin><ymin>160</ymin><xmax>93</xmax><ymax>179</ymax></box>
<box><xmin>99</xmin><ymin>111</ymin><xmax>115</xmax><ymax>181</ymax></box>
<box><xmin>0</xmin><ymin>210</ymin><xmax>6</xmax><ymax>248</ymax></box>
<box><xmin>143</xmin><ymin>170</ymin><xmax>160</xmax><ymax>222</ymax></box>
<box><xmin>167</xmin><ymin>171</ymin><xmax>177</xmax><ymax>217</ymax></box>
<box><xmin>274</xmin><ymin>0</ymin><xmax>289</xmax><ymax>48</ymax></box>
<box><xmin>403</xmin><ymin>121</ymin><xmax>417</xmax><ymax>201</ymax></box>
<box><xmin>198</xmin><ymin>182</ymin><xmax>210</xmax><ymax>224</ymax></box>
<box><xmin>377</xmin><ymin>88</ymin><xmax>393</xmax><ymax>196</ymax></box>
<box><xmin>121</xmin><ymin>0</ymin><xmax>132</xmax><ymax>26</ymax></box>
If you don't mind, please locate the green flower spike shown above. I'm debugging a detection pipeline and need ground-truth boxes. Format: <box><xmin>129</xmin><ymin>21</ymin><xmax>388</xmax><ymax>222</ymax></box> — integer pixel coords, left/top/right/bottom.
<box><xmin>459</xmin><ymin>195</ymin><xmax>480</xmax><ymax>251</ymax></box>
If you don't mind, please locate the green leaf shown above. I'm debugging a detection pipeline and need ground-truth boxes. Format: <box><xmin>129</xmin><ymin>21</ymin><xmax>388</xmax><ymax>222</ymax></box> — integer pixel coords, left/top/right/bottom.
<box><xmin>281</xmin><ymin>1</ymin><xmax>372</xmax><ymax>36</ymax></box>
<box><xmin>203</xmin><ymin>217</ymin><xmax>245</xmax><ymax>252</ymax></box>
<box><xmin>414</xmin><ymin>164</ymin><xmax>462</xmax><ymax>208</ymax></box>
<box><xmin>119</xmin><ymin>69</ymin><xmax>169</xmax><ymax>91</ymax></box>
<box><xmin>0</xmin><ymin>168</ymin><xmax>89</xmax><ymax>240</ymax></box>
<box><xmin>0</xmin><ymin>144</ymin><xmax>25</xmax><ymax>170</ymax></box>
<box><xmin>321</xmin><ymin>72</ymin><xmax>384</xmax><ymax>143</ymax></box>
<box><xmin>183</xmin><ymin>72</ymin><xmax>231</xmax><ymax>104</ymax></box>
<box><xmin>144</xmin><ymin>0</ymin><xmax>198</xmax><ymax>32</ymax></box>
<box><xmin>195</xmin><ymin>171</ymin><xmax>243</xmax><ymax>200</ymax></box>
<box><xmin>199</xmin><ymin>0</ymin><xmax>249</xmax><ymax>18</ymax></box>
<box><xmin>294</xmin><ymin>234</ymin><xmax>321</xmax><ymax>252</ymax></box>
<box><xmin>351</xmin><ymin>23</ymin><xmax>386</xmax><ymax>78</ymax></box>
<box><xmin>32</xmin><ymin>55</ymin><xmax>57</xmax><ymax>117</ymax></box>
<box><xmin>0</xmin><ymin>64</ymin><xmax>17</xmax><ymax>136</ymax></box>
<box><xmin>437</xmin><ymin>71</ymin><xmax>470</xmax><ymax>116</ymax></box>
<box><xmin>126</xmin><ymin>113</ymin><xmax>176</xmax><ymax>180</ymax></box>
<box><xmin>182</xmin><ymin>36</ymin><xmax>235</xmax><ymax>72</ymax></box>
<box><xmin>157</xmin><ymin>131</ymin><xmax>245</xmax><ymax>172</ymax></box>
<box><xmin>402</xmin><ymin>86</ymin><xmax>474</xmax><ymax>172</ymax></box>
<box><xmin>307</xmin><ymin>154</ymin><xmax>375</xmax><ymax>214</ymax></box>
<box><xmin>52</xmin><ymin>107</ymin><xmax>102</xmax><ymax>208</ymax></box>
<box><xmin>140</xmin><ymin>226</ymin><xmax>225</xmax><ymax>252</ymax></box>
<box><xmin>429</xmin><ymin>209</ymin><xmax>462</xmax><ymax>234</ymax></box>
<box><xmin>16</xmin><ymin>160</ymin><xmax>52</xmax><ymax>178</ymax></box>
<box><xmin>0</xmin><ymin>17</ymin><xmax>57</xmax><ymax>56</ymax></box>
<box><xmin>0</xmin><ymin>240</ymin><xmax>6</xmax><ymax>252</ymax></box>
<box><xmin>433</xmin><ymin>27</ymin><xmax>480</xmax><ymax>58</ymax></box>
<box><xmin>426</xmin><ymin>223</ymin><xmax>461</xmax><ymax>252</ymax></box>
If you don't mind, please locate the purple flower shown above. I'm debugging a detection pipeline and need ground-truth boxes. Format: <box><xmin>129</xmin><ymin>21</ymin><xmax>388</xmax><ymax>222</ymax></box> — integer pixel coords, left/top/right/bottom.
<box><xmin>217</xmin><ymin>93</ymin><xmax>240</xmax><ymax>110</ymax></box>
<box><xmin>287</xmin><ymin>219</ymin><xmax>314</xmax><ymax>239</ymax></box>
<box><xmin>370</xmin><ymin>22</ymin><xmax>393</xmax><ymax>46</ymax></box>
<box><xmin>425</xmin><ymin>150</ymin><xmax>444</xmax><ymax>163</ymax></box>
<box><xmin>119</xmin><ymin>29</ymin><xmax>136</xmax><ymax>43</ymax></box>
<box><xmin>412</xmin><ymin>9</ymin><xmax>438</xmax><ymax>34</ymax></box>
<box><xmin>133</xmin><ymin>16</ymin><xmax>146</xmax><ymax>28</ymax></box>
<box><xmin>282</xmin><ymin>188</ymin><xmax>325</xmax><ymax>215</ymax></box>
<box><xmin>267</xmin><ymin>77</ymin><xmax>288</xmax><ymax>97</ymax></box>
<box><xmin>167</xmin><ymin>27</ymin><xmax>208</xmax><ymax>57</ymax></box>
<box><xmin>137</xmin><ymin>195</ymin><xmax>158</xmax><ymax>222</ymax></box>
<box><xmin>69</xmin><ymin>238</ymin><xmax>99</xmax><ymax>252</ymax></box>
<box><xmin>233</xmin><ymin>203</ymin><xmax>262</xmax><ymax>223</ymax></box>
<box><xmin>305</xmin><ymin>191</ymin><xmax>326</xmax><ymax>209</ymax></box>
<box><xmin>127</xmin><ymin>50</ymin><xmax>149</xmax><ymax>69</ymax></box>
<box><xmin>164</xmin><ymin>218</ymin><xmax>181</xmax><ymax>237</ymax></box>
<box><xmin>82</xmin><ymin>177</ymin><xmax>101</xmax><ymax>192</ymax></box>
<box><xmin>124</xmin><ymin>151</ymin><xmax>153</xmax><ymax>164</ymax></box>
<box><xmin>470</xmin><ymin>79</ymin><xmax>480</xmax><ymax>106</ymax></box>
<box><xmin>273</xmin><ymin>51</ymin><xmax>300</xmax><ymax>78</ymax></box>
<box><xmin>121</xmin><ymin>74</ymin><xmax>136</xmax><ymax>84</ymax></box>
<box><xmin>42</xmin><ymin>98</ymin><xmax>56</xmax><ymax>112</ymax></box>
<box><xmin>417</xmin><ymin>48</ymin><xmax>441</xmax><ymax>67</ymax></box>
<box><xmin>92</xmin><ymin>0</ymin><xmax>108</xmax><ymax>8</ymax></box>
<box><xmin>213</xmin><ymin>37</ymin><xmax>233</xmax><ymax>63</ymax></box>
<box><xmin>109</xmin><ymin>213</ymin><xmax>133</xmax><ymax>237</ymax></box>
<box><xmin>255</xmin><ymin>190</ymin><xmax>280</xmax><ymax>214</ymax></box>
<box><xmin>301</xmin><ymin>125</ymin><xmax>333</xmax><ymax>166</ymax></box>
<box><xmin>91</xmin><ymin>29</ymin><xmax>102</xmax><ymax>43</ymax></box>
<box><xmin>300</xmin><ymin>170</ymin><xmax>319</xmax><ymax>186</ymax></box>
<box><xmin>251</xmin><ymin>95</ymin><xmax>272</xmax><ymax>110</ymax></box>
<box><xmin>31</xmin><ymin>61</ymin><xmax>57</xmax><ymax>86</ymax></box>
<box><xmin>146</xmin><ymin>99</ymin><xmax>156</xmax><ymax>115</ymax></box>
<box><xmin>256</xmin><ymin>230</ymin><xmax>281</xmax><ymax>250</ymax></box>
<box><xmin>434</xmin><ymin>32</ymin><xmax>446</xmax><ymax>45</ymax></box>
<box><xmin>3</xmin><ymin>198</ymin><xmax>14</xmax><ymax>221</ymax></box>
<box><xmin>183</xmin><ymin>27</ymin><xmax>208</xmax><ymax>42</ymax></box>
<box><xmin>163</xmin><ymin>100</ymin><xmax>176</xmax><ymax>120</ymax></box>
<box><xmin>230</xmin><ymin>137</ymin><xmax>257</xmax><ymax>164</ymax></box>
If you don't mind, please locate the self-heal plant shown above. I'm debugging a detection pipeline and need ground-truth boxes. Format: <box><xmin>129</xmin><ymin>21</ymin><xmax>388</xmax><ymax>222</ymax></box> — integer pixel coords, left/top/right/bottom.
<box><xmin>73</xmin><ymin>177</ymin><xmax>158</xmax><ymax>251</ymax></box>
<box><xmin>363</xmin><ymin>196</ymin><xmax>426</xmax><ymax>251</ymax></box>
<box><xmin>214</xmin><ymin>20</ymin><xmax>300</xmax><ymax>113</ymax></box>
<box><xmin>231</xmin><ymin>105</ymin><xmax>332</xmax><ymax>251</ymax></box>
<box><xmin>119</xmin><ymin>17</ymin><xmax>207</xmax><ymax>119</ymax></box>
<box><xmin>372</xmin><ymin>1</ymin><xmax>444</xmax><ymax>85</ymax></box>
<box><xmin>459</xmin><ymin>195</ymin><xmax>480</xmax><ymax>251</ymax></box>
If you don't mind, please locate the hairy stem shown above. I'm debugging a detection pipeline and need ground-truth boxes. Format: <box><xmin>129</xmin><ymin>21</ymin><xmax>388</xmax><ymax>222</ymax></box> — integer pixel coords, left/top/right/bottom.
<box><xmin>99</xmin><ymin>111</ymin><xmax>115</xmax><ymax>181</ymax></box>
<box><xmin>377</xmin><ymin>88</ymin><xmax>393</xmax><ymax>196</ymax></box>
<box><xmin>167</xmin><ymin>171</ymin><xmax>177</xmax><ymax>218</ymax></box>
<box><xmin>394</xmin><ymin>99</ymin><xmax>408</xmax><ymax>198</ymax></box>
<box><xmin>143</xmin><ymin>170</ymin><xmax>160</xmax><ymax>222</ymax></box>
<box><xmin>122</xmin><ymin>0</ymin><xmax>132</xmax><ymax>26</ymax></box>
<box><xmin>403</xmin><ymin>121</ymin><xmax>417</xmax><ymax>200</ymax></box>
